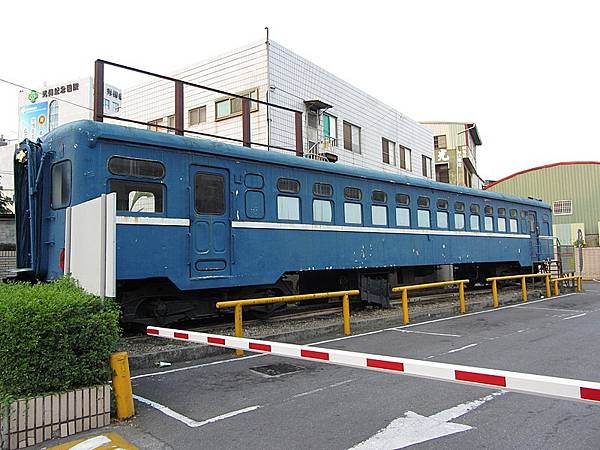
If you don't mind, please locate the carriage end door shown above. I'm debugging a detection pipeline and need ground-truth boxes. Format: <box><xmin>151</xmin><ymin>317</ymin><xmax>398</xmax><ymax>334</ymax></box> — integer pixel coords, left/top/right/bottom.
<box><xmin>190</xmin><ymin>166</ymin><xmax>231</xmax><ymax>278</ymax></box>
<box><xmin>528</xmin><ymin>211</ymin><xmax>540</xmax><ymax>261</ymax></box>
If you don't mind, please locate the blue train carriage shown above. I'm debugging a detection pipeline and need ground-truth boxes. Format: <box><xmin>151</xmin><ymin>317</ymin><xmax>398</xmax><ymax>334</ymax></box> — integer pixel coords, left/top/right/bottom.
<box><xmin>13</xmin><ymin>120</ymin><xmax>554</xmax><ymax>324</ymax></box>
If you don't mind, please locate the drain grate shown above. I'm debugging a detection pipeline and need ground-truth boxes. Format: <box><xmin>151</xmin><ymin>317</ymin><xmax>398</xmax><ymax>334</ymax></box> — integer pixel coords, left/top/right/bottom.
<box><xmin>250</xmin><ymin>363</ymin><xmax>304</xmax><ymax>378</ymax></box>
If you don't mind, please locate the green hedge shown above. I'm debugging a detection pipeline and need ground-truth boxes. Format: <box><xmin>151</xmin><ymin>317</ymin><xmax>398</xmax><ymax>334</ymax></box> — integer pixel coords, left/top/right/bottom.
<box><xmin>0</xmin><ymin>278</ymin><xmax>120</xmax><ymax>402</ymax></box>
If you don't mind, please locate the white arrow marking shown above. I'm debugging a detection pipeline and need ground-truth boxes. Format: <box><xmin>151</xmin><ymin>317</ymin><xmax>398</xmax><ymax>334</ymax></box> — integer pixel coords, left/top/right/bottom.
<box><xmin>349</xmin><ymin>391</ymin><xmax>505</xmax><ymax>450</ymax></box>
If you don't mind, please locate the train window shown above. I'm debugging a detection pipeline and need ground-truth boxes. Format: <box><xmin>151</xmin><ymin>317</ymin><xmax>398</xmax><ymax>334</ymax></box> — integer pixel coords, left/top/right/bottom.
<box><xmin>454</xmin><ymin>213</ymin><xmax>465</xmax><ymax>230</ymax></box>
<box><xmin>396</xmin><ymin>208</ymin><xmax>410</xmax><ymax>227</ymax></box>
<box><xmin>470</xmin><ymin>204</ymin><xmax>480</xmax><ymax>214</ymax></box>
<box><xmin>245</xmin><ymin>173</ymin><xmax>264</xmax><ymax>189</ymax></box>
<box><xmin>245</xmin><ymin>191</ymin><xmax>265</xmax><ymax>219</ymax></box>
<box><xmin>195</xmin><ymin>173</ymin><xmax>225</xmax><ymax>214</ymax></box>
<box><xmin>484</xmin><ymin>205</ymin><xmax>493</xmax><ymax>216</ymax></box>
<box><xmin>498</xmin><ymin>208</ymin><xmax>506</xmax><ymax>217</ymax></box>
<box><xmin>437</xmin><ymin>199</ymin><xmax>448</xmax><ymax>210</ymax></box>
<box><xmin>344</xmin><ymin>187</ymin><xmax>362</xmax><ymax>201</ymax></box>
<box><xmin>484</xmin><ymin>216</ymin><xmax>494</xmax><ymax>231</ymax></box>
<box><xmin>520</xmin><ymin>210</ymin><xmax>527</xmax><ymax>219</ymax></box>
<box><xmin>372</xmin><ymin>191</ymin><xmax>387</xmax><ymax>203</ymax></box>
<box><xmin>395</xmin><ymin>193</ymin><xmax>410</xmax><ymax>206</ymax></box>
<box><xmin>470</xmin><ymin>215</ymin><xmax>480</xmax><ymax>231</ymax></box>
<box><xmin>543</xmin><ymin>213</ymin><xmax>550</xmax><ymax>222</ymax></box>
<box><xmin>277</xmin><ymin>196</ymin><xmax>300</xmax><ymax>221</ymax></box>
<box><xmin>110</xmin><ymin>180</ymin><xmax>164</xmax><ymax>213</ymax></box>
<box><xmin>372</xmin><ymin>205</ymin><xmax>388</xmax><ymax>226</ymax></box>
<box><xmin>510</xmin><ymin>218</ymin><xmax>518</xmax><ymax>233</ymax></box>
<box><xmin>497</xmin><ymin>217</ymin><xmax>507</xmax><ymax>232</ymax></box>
<box><xmin>108</xmin><ymin>156</ymin><xmax>165</xmax><ymax>179</ymax></box>
<box><xmin>455</xmin><ymin>202</ymin><xmax>465</xmax><ymax>212</ymax></box>
<box><xmin>417</xmin><ymin>210</ymin><xmax>430</xmax><ymax>228</ymax></box>
<box><xmin>417</xmin><ymin>196</ymin><xmax>430</xmax><ymax>208</ymax></box>
<box><xmin>344</xmin><ymin>202</ymin><xmax>362</xmax><ymax>224</ymax></box>
<box><xmin>510</xmin><ymin>209</ymin><xmax>518</xmax><ymax>218</ymax></box>
<box><xmin>437</xmin><ymin>211</ymin><xmax>448</xmax><ymax>229</ymax></box>
<box><xmin>313</xmin><ymin>183</ymin><xmax>333</xmax><ymax>197</ymax></box>
<box><xmin>313</xmin><ymin>199</ymin><xmax>333</xmax><ymax>223</ymax></box>
<box><xmin>51</xmin><ymin>160</ymin><xmax>72</xmax><ymax>209</ymax></box>
<box><xmin>277</xmin><ymin>178</ymin><xmax>300</xmax><ymax>194</ymax></box>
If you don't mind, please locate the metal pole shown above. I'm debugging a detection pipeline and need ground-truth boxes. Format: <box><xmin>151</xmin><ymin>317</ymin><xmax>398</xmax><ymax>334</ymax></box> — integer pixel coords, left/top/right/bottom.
<box><xmin>99</xmin><ymin>194</ymin><xmax>106</xmax><ymax>300</ymax></box>
<box><xmin>402</xmin><ymin>289</ymin><xmax>409</xmax><ymax>325</ymax></box>
<box><xmin>242</xmin><ymin>98</ymin><xmax>251</xmax><ymax>147</ymax></box>
<box><xmin>521</xmin><ymin>277</ymin><xmax>528</xmax><ymax>303</ymax></box>
<box><xmin>294</xmin><ymin>111</ymin><xmax>303</xmax><ymax>156</ymax></box>
<box><xmin>554</xmin><ymin>280</ymin><xmax>560</xmax><ymax>296</ymax></box>
<box><xmin>110</xmin><ymin>352</ymin><xmax>135</xmax><ymax>419</ymax></box>
<box><xmin>234</xmin><ymin>304</ymin><xmax>244</xmax><ymax>357</ymax></box>
<box><xmin>492</xmin><ymin>280</ymin><xmax>499</xmax><ymax>308</ymax></box>
<box><xmin>342</xmin><ymin>294</ymin><xmax>351</xmax><ymax>336</ymax></box>
<box><xmin>545</xmin><ymin>274</ymin><xmax>551</xmax><ymax>298</ymax></box>
<box><xmin>93</xmin><ymin>60</ymin><xmax>105</xmax><ymax>122</ymax></box>
<box><xmin>175</xmin><ymin>81</ymin><xmax>184</xmax><ymax>136</ymax></box>
<box><xmin>459</xmin><ymin>282</ymin><xmax>466</xmax><ymax>314</ymax></box>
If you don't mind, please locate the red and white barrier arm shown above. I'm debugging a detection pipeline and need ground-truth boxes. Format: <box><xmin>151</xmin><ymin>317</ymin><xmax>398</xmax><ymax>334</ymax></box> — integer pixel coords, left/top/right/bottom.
<box><xmin>147</xmin><ymin>326</ymin><xmax>600</xmax><ymax>404</ymax></box>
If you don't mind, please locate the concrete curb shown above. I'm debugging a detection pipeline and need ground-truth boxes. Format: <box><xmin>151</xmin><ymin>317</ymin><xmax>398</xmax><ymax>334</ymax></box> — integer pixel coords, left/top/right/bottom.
<box><xmin>129</xmin><ymin>288</ymin><xmax>552</xmax><ymax>370</ymax></box>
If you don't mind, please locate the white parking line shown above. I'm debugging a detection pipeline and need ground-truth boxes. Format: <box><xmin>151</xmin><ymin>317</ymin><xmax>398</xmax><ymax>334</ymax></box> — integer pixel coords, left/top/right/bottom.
<box><xmin>562</xmin><ymin>313</ymin><xmax>587</xmax><ymax>320</ymax></box>
<box><xmin>133</xmin><ymin>394</ymin><xmax>260</xmax><ymax>428</ymax></box>
<box><xmin>446</xmin><ymin>343</ymin><xmax>478</xmax><ymax>354</ymax></box>
<box><xmin>393</xmin><ymin>330</ymin><xmax>462</xmax><ymax>337</ymax></box>
<box><xmin>517</xmin><ymin>306</ymin><xmax>588</xmax><ymax>313</ymax></box>
<box><xmin>291</xmin><ymin>379</ymin><xmax>354</xmax><ymax>399</ymax></box>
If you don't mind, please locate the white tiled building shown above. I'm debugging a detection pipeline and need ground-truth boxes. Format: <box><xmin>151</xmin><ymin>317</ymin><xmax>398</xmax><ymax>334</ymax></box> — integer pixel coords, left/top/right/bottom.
<box><xmin>119</xmin><ymin>40</ymin><xmax>434</xmax><ymax>178</ymax></box>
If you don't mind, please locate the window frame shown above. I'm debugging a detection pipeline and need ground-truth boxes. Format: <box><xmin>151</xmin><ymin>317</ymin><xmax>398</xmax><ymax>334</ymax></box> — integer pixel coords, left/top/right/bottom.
<box><xmin>51</xmin><ymin>160</ymin><xmax>72</xmax><ymax>210</ymax></box>
<box><xmin>277</xmin><ymin>178</ymin><xmax>301</xmax><ymax>194</ymax></box>
<box><xmin>108</xmin><ymin>156</ymin><xmax>165</xmax><ymax>180</ymax></box>
<box><xmin>552</xmin><ymin>199</ymin><xmax>573</xmax><ymax>216</ymax></box>
<box><xmin>399</xmin><ymin>145</ymin><xmax>412</xmax><ymax>171</ymax></box>
<box><xmin>382</xmin><ymin>137</ymin><xmax>396</xmax><ymax>166</ymax></box>
<box><xmin>313</xmin><ymin>182</ymin><xmax>333</xmax><ymax>197</ymax></box>
<box><xmin>194</xmin><ymin>172</ymin><xmax>225</xmax><ymax>215</ymax></box>
<box><xmin>422</xmin><ymin>155</ymin><xmax>433</xmax><ymax>178</ymax></box>
<box><xmin>215</xmin><ymin>88</ymin><xmax>259</xmax><ymax>121</ymax></box>
<box><xmin>371</xmin><ymin>205</ymin><xmax>388</xmax><ymax>226</ymax></box>
<box><xmin>343</xmin><ymin>121</ymin><xmax>362</xmax><ymax>154</ymax></box>
<box><xmin>277</xmin><ymin>195</ymin><xmax>301</xmax><ymax>222</ymax></box>
<box><xmin>344</xmin><ymin>202</ymin><xmax>363</xmax><ymax>225</ymax></box>
<box><xmin>188</xmin><ymin>105</ymin><xmax>207</xmax><ymax>126</ymax></box>
<box><xmin>395</xmin><ymin>207</ymin><xmax>411</xmax><ymax>228</ymax></box>
<box><xmin>312</xmin><ymin>198</ymin><xmax>333</xmax><ymax>223</ymax></box>
<box><xmin>109</xmin><ymin>179</ymin><xmax>165</xmax><ymax>215</ymax></box>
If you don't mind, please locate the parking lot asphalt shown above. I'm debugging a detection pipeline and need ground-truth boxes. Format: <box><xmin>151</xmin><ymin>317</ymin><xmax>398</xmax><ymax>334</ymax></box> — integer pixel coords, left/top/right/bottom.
<box><xmin>44</xmin><ymin>283</ymin><xmax>600</xmax><ymax>449</ymax></box>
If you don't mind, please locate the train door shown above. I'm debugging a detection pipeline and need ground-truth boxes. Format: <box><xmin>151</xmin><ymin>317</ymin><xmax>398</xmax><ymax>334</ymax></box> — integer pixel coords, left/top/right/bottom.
<box><xmin>528</xmin><ymin>211</ymin><xmax>540</xmax><ymax>261</ymax></box>
<box><xmin>189</xmin><ymin>165</ymin><xmax>231</xmax><ymax>278</ymax></box>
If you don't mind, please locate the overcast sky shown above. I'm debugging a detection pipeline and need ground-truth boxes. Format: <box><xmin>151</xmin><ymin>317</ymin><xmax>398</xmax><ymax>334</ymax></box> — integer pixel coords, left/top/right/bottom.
<box><xmin>1</xmin><ymin>0</ymin><xmax>598</xmax><ymax>182</ymax></box>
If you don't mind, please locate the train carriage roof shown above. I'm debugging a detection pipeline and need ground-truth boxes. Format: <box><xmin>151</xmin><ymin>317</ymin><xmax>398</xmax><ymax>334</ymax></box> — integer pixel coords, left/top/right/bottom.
<box><xmin>44</xmin><ymin>120</ymin><xmax>549</xmax><ymax>210</ymax></box>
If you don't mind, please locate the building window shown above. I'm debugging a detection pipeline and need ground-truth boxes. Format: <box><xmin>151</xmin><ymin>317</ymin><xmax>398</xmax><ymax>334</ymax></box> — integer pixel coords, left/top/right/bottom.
<box><xmin>49</xmin><ymin>100</ymin><xmax>59</xmax><ymax>132</ymax></box>
<box><xmin>437</xmin><ymin>211</ymin><xmax>448</xmax><ymax>229</ymax></box>
<box><xmin>103</xmin><ymin>98</ymin><xmax>110</xmax><ymax>111</ymax></box>
<box><xmin>195</xmin><ymin>173</ymin><xmax>225</xmax><ymax>215</ymax></box>
<box><xmin>108</xmin><ymin>156</ymin><xmax>165</xmax><ymax>179</ymax></box>
<box><xmin>343</xmin><ymin>121</ymin><xmax>361</xmax><ymax>153</ymax></box>
<box><xmin>463</xmin><ymin>166</ymin><xmax>473</xmax><ymax>188</ymax></box>
<box><xmin>51</xmin><ymin>160</ymin><xmax>71</xmax><ymax>209</ymax></box>
<box><xmin>434</xmin><ymin>135</ymin><xmax>447</xmax><ymax>150</ymax></box>
<box><xmin>110</xmin><ymin>179</ymin><xmax>164</xmax><ymax>213</ymax></box>
<box><xmin>277</xmin><ymin>196</ymin><xmax>300</xmax><ymax>221</ymax></box>
<box><xmin>399</xmin><ymin>146</ymin><xmax>411</xmax><ymax>171</ymax></box>
<box><xmin>215</xmin><ymin>88</ymin><xmax>258</xmax><ymax>120</ymax></box>
<box><xmin>382</xmin><ymin>138</ymin><xmax>395</xmax><ymax>165</ymax></box>
<box><xmin>344</xmin><ymin>202</ymin><xmax>362</xmax><ymax>224</ymax></box>
<box><xmin>417</xmin><ymin>210</ymin><xmax>431</xmax><ymax>228</ymax></box>
<box><xmin>435</xmin><ymin>164</ymin><xmax>449</xmax><ymax>183</ymax></box>
<box><xmin>422</xmin><ymin>156</ymin><xmax>432</xmax><ymax>178</ymax></box>
<box><xmin>322</xmin><ymin>114</ymin><xmax>337</xmax><ymax>146</ymax></box>
<box><xmin>112</xmin><ymin>102</ymin><xmax>119</xmax><ymax>112</ymax></box>
<box><xmin>167</xmin><ymin>115</ymin><xmax>176</xmax><ymax>133</ymax></box>
<box><xmin>396</xmin><ymin>207</ymin><xmax>410</xmax><ymax>227</ymax></box>
<box><xmin>553</xmin><ymin>200</ymin><xmax>572</xmax><ymax>215</ymax></box>
<box><xmin>313</xmin><ymin>199</ymin><xmax>333</xmax><ymax>223</ymax></box>
<box><xmin>455</xmin><ymin>213</ymin><xmax>465</xmax><ymax>230</ymax></box>
<box><xmin>189</xmin><ymin>106</ymin><xmax>207</xmax><ymax>126</ymax></box>
<box><xmin>371</xmin><ymin>205</ymin><xmax>388</xmax><ymax>226</ymax></box>
<box><xmin>148</xmin><ymin>118</ymin><xmax>163</xmax><ymax>132</ymax></box>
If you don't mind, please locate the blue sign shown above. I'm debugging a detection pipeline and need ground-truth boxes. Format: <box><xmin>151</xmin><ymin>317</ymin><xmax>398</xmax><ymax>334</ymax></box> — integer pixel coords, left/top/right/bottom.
<box><xmin>19</xmin><ymin>102</ymin><xmax>49</xmax><ymax>140</ymax></box>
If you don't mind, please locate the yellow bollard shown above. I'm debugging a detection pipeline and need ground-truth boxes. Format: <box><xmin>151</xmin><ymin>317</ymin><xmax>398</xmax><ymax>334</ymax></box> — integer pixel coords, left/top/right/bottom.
<box><xmin>110</xmin><ymin>352</ymin><xmax>135</xmax><ymax>420</ymax></box>
<box><xmin>545</xmin><ymin>275</ymin><xmax>551</xmax><ymax>298</ymax></box>
<box><xmin>459</xmin><ymin>282</ymin><xmax>466</xmax><ymax>314</ymax></box>
<box><xmin>577</xmin><ymin>276</ymin><xmax>582</xmax><ymax>292</ymax></box>
<box><xmin>402</xmin><ymin>289</ymin><xmax>409</xmax><ymax>325</ymax></box>
<box><xmin>521</xmin><ymin>277</ymin><xmax>527</xmax><ymax>303</ymax></box>
<box><xmin>492</xmin><ymin>280</ymin><xmax>499</xmax><ymax>308</ymax></box>
<box><xmin>554</xmin><ymin>280</ymin><xmax>560</xmax><ymax>296</ymax></box>
<box><xmin>234</xmin><ymin>304</ymin><xmax>244</xmax><ymax>357</ymax></box>
<box><xmin>342</xmin><ymin>294</ymin><xmax>351</xmax><ymax>336</ymax></box>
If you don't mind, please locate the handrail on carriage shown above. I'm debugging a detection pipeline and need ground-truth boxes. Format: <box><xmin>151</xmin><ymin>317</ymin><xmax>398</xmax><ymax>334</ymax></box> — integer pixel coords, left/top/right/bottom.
<box><xmin>486</xmin><ymin>273</ymin><xmax>552</xmax><ymax>308</ymax></box>
<box><xmin>391</xmin><ymin>280</ymin><xmax>469</xmax><ymax>325</ymax></box>
<box><xmin>216</xmin><ymin>290</ymin><xmax>360</xmax><ymax>356</ymax></box>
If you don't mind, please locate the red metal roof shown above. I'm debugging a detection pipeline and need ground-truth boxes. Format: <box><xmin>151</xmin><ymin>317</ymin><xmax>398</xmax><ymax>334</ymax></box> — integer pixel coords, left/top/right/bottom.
<box><xmin>484</xmin><ymin>161</ymin><xmax>600</xmax><ymax>190</ymax></box>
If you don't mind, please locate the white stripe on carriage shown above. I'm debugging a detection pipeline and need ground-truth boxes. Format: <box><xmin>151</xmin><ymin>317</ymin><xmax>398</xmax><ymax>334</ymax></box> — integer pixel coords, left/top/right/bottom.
<box><xmin>116</xmin><ymin>216</ymin><xmax>190</xmax><ymax>226</ymax></box>
<box><xmin>231</xmin><ymin>221</ymin><xmax>532</xmax><ymax>239</ymax></box>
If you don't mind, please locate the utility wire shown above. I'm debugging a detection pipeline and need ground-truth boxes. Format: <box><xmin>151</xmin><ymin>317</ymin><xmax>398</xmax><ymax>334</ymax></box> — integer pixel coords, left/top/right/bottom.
<box><xmin>0</xmin><ymin>77</ymin><xmax>93</xmax><ymax>111</ymax></box>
